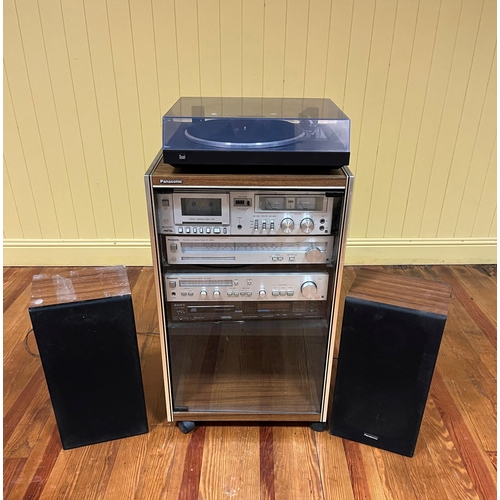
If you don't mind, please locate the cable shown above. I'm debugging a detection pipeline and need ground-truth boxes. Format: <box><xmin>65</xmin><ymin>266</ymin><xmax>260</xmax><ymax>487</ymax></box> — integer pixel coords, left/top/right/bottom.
<box><xmin>23</xmin><ymin>329</ymin><xmax>40</xmax><ymax>357</ymax></box>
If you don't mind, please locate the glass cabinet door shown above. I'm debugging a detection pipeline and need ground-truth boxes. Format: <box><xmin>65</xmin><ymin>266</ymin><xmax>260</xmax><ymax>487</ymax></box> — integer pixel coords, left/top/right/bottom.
<box><xmin>168</xmin><ymin>317</ymin><xmax>329</xmax><ymax>414</ymax></box>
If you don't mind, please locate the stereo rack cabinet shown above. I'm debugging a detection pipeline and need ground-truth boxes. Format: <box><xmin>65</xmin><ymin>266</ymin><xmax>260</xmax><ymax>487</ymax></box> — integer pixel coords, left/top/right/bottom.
<box><xmin>145</xmin><ymin>153</ymin><xmax>353</xmax><ymax>431</ymax></box>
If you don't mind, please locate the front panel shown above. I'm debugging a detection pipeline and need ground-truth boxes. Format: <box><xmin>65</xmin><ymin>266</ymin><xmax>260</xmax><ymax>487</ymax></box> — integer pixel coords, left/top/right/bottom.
<box><xmin>164</xmin><ymin>272</ymin><xmax>329</xmax><ymax>302</ymax></box>
<box><xmin>157</xmin><ymin>190</ymin><xmax>337</xmax><ymax>236</ymax></box>
<box><xmin>330</xmin><ymin>296</ymin><xmax>447</xmax><ymax>457</ymax></box>
<box><xmin>165</xmin><ymin>235</ymin><xmax>333</xmax><ymax>265</ymax></box>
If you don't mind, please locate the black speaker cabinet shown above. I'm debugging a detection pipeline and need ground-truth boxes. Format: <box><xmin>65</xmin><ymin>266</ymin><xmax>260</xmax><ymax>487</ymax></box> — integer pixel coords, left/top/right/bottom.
<box><xmin>330</xmin><ymin>269</ymin><xmax>451</xmax><ymax>457</ymax></box>
<box><xmin>28</xmin><ymin>267</ymin><xmax>148</xmax><ymax>450</ymax></box>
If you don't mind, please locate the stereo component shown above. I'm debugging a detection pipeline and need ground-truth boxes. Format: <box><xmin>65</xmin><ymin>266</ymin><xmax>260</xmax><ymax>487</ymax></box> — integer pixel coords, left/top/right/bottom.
<box><xmin>164</xmin><ymin>235</ymin><xmax>333</xmax><ymax>265</ymax></box>
<box><xmin>157</xmin><ymin>190</ymin><xmax>337</xmax><ymax>236</ymax></box>
<box><xmin>28</xmin><ymin>267</ymin><xmax>148</xmax><ymax>449</ymax></box>
<box><xmin>161</xmin><ymin>97</ymin><xmax>350</xmax><ymax>167</ymax></box>
<box><xmin>164</xmin><ymin>272</ymin><xmax>329</xmax><ymax>302</ymax></box>
<box><xmin>330</xmin><ymin>269</ymin><xmax>451</xmax><ymax>457</ymax></box>
<box><xmin>168</xmin><ymin>301</ymin><xmax>328</xmax><ymax>323</ymax></box>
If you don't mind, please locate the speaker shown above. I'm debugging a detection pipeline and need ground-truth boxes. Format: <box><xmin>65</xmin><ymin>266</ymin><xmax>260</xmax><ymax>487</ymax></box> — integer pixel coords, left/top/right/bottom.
<box><xmin>28</xmin><ymin>267</ymin><xmax>148</xmax><ymax>450</ymax></box>
<box><xmin>330</xmin><ymin>269</ymin><xmax>450</xmax><ymax>457</ymax></box>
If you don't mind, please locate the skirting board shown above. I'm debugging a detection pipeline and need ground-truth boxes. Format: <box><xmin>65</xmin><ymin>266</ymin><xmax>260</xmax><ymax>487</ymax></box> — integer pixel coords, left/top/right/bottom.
<box><xmin>345</xmin><ymin>238</ymin><xmax>497</xmax><ymax>265</ymax></box>
<box><xmin>3</xmin><ymin>237</ymin><xmax>497</xmax><ymax>266</ymax></box>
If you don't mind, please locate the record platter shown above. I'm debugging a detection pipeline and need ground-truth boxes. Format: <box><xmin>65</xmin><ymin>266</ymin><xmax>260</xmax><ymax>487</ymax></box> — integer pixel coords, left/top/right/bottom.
<box><xmin>162</xmin><ymin>97</ymin><xmax>350</xmax><ymax>168</ymax></box>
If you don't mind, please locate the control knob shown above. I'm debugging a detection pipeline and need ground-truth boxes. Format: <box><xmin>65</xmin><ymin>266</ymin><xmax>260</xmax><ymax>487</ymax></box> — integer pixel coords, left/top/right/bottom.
<box><xmin>300</xmin><ymin>218</ymin><xmax>314</xmax><ymax>234</ymax></box>
<box><xmin>305</xmin><ymin>246</ymin><xmax>322</xmax><ymax>263</ymax></box>
<box><xmin>200</xmin><ymin>290</ymin><xmax>208</xmax><ymax>299</ymax></box>
<box><xmin>301</xmin><ymin>281</ymin><xmax>318</xmax><ymax>299</ymax></box>
<box><xmin>213</xmin><ymin>290</ymin><xmax>221</xmax><ymax>299</ymax></box>
<box><xmin>259</xmin><ymin>289</ymin><xmax>266</xmax><ymax>298</ymax></box>
<box><xmin>280</xmin><ymin>218</ymin><xmax>295</xmax><ymax>234</ymax></box>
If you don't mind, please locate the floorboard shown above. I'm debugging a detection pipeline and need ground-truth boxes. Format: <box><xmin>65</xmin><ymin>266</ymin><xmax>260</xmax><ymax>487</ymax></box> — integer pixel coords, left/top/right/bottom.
<box><xmin>3</xmin><ymin>265</ymin><xmax>496</xmax><ymax>500</ymax></box>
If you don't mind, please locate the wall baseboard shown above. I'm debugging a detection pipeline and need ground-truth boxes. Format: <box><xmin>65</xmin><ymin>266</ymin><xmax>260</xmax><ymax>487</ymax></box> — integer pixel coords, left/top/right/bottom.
<box><xmin>3</xmin><ymin>237</ymin><xmax>497</xmax><ymax>266</ymax></box>
<box><xmin>344</xmin><ymin>237</ymin><xmax>497</xmax><ymax>265</ymax></box>
<box><xmin>3</xmin><ymin>239</ymin><xmax>153</xmax><ymax>266</ymax></box>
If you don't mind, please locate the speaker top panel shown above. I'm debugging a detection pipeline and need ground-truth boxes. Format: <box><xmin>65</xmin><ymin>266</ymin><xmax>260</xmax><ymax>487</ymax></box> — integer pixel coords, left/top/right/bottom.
<box><xmin>347</xmin><ymin>269</ymin><xmax>451</xmax><ymax>317</ymax></box>
<box><xmin>29</xmin><ymin>266</ymin><xmax>131</xmax><ymax>309</ymax></box>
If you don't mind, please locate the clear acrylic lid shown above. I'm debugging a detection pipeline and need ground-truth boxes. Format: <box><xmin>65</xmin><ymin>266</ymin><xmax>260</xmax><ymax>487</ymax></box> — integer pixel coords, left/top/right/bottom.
<box><xmin>162</xmin><ymin>97</ymin><xmax>350</xmax><ymax>154</ymax></box>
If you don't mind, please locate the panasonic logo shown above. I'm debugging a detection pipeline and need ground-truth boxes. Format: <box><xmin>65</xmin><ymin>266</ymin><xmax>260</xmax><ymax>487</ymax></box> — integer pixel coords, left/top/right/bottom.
<box><xmin>159</xmin><ymin>179</ymin><xmax>183</xmax><ymax>184</ymax></box>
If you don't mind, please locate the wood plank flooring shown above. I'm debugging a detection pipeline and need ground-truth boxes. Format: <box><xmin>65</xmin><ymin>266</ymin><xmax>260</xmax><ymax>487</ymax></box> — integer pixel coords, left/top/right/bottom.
<box><xmin>3</xmin><ymin>265</ymin><xmax>497</xmax><ymax>500</ymax></box>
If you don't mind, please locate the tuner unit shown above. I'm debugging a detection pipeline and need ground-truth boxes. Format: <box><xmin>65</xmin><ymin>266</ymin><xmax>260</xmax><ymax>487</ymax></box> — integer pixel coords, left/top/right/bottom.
<box><xmin>164</xmin><ymin>272</ymin><xmax>329</xmax><ymax>303</ymax></box>
<box><xmin>164</xmin><ymin>235</ymin><xmax>333</xmax><ymax>265</ymax></box>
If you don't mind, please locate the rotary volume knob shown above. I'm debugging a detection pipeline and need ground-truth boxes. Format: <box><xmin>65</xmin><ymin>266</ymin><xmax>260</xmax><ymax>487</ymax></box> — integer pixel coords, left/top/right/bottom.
<box><xmin>280</xmin><ymin>218</ymin><xmax>295</xmax><ymax>234</ymax></box>
<box><xmin>301</xmin><ymin>281</ymin><xmax>318</xmax><ymax>299</ymax></box>
<box><xmin>305</xmin><ymin>246</ymin><xmax>323</xmax><ymax>263</ymax></box>
<box><xmin>300</xmin><ymin>218</ymin><xmax>314</xmax><ymax>233</ymax></box>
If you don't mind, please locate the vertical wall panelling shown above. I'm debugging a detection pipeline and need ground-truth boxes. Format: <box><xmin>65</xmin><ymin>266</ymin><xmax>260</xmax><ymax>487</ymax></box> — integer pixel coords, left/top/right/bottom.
<box><xmin>151</xmin><ymin>0</ymin><xmax>180</xmax><ymax>113</ymax></box>
<box><xmin>37</xmin><ymin>0</ymin><xmax>97</xmax><ymax>240</ymax></box>
<box><xmin>60</xmin><ymin>0</ymin><xmax>115</xmax><ymax>238</ymax></box>
<box><xmin>262</xmin><ymin>0</ymin><xmax>287</xmax><ymax>97</ymax></box>
<box><xmin>370</xmin><ymin>0</ymin><xmax>439</xmax><ymax>239</ymax></box>
<box><xmin>198</xmin><ymin>0</ymin><xmax>222</xmax><ymax>96</ymax></box>
<box><xmin>438</xmin><ymin>0</ymin><xmax>496</xmax><ymax>238</ymax></box>
<box><xmin>472</xmin><ymin>139</ymin><xmax>497</xmax><ymax>238</ymax></box>
<box><xmin>3</xmin><ymin>159</ymin><xmax>24</xmax><ymax>239</ymax></box>
<box><xmin>242</xmin><ymin>0</ymin><xmax>265</xmax><ymax>97</ymax></box>
<box><xmin>4</xmin><ymin>0</ymin><xmax>61</xmax><ymax>239</ymax></box>
<box><xmin>83</xmin><ymin>1</ymin><xmax>133</xmax><ymax>239</ymax></box>
<box><xmin>383</xmin><ymin>0</ymin><xmax>439</xmax><ymax>239</ymax></box>
<box><xmin>401</xmin><ymin>0</ymin><xmax>462</xmax><ymax>239</ymax></box>
<box><xmin>455</xmin><ymin>50</ymin><xmax>497</xmax><ymax>236</ymax></box>
<box><xmin>3</xmin><ymin>69</ymin><xmax>42</xmax><ymax>239</ymax></box>
<box><xmin>129</xmin><ymin>0</ymin><xmax>162</xmax><ymax>160</ymax></box>
<box><xmin>419</xmin><ymin>0</ymin><xmax>483</xmax><ymax>238</ymax></box>
<box><xmin>303</xmin><ymin>0</ymin><xmax>332</xmax><ymax>98</ymax></box>
<box><xmin>341</xmin><ymin>0</ymin><xmax>376</xmax><ymax>237</ymax></box>
<box><xmin>220</xmin><ymin>0</ymin><xmax>243</xmax><ymax>96</ymax></box>
<box><xmin>353</xmin><ymin>0</ymin><xmax>399</xmax><ymax>238</ymax></box>
<box><xmin>488</xmin><ymin>209</ymin><xmax>496</xmax><ymax>238</ymax></box>
<box><xmin>15</xmin><ymin>0</ymin><xmax>79</xmax><ymax>239</ymax></box>
<box><xmin>174</xmin><ymin>0</ymin><xmax>201</xmax><ymax>97</ymax></box>
<box><xmin>3</xmin><ymin>0</ymin><xmax>496</xmax><ymax>265</ymax></box>
<box><xmin>107</xmin><ymin>0</ymin><xmax>150</xmax><ymax>239</ymax></box>
<box><xmin>323</xmin><ymin>0</ymin><xmax>354</xmax><ymax>108</ymax></box>
<box><xmin>282</xmin><ymin>0</ymin><xmax>310</xmax><ymax>97</ymax></box>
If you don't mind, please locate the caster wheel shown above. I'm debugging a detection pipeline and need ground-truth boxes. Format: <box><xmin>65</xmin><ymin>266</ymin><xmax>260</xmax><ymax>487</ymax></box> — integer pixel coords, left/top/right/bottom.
<box><xmin>178</xmin><ymin>421</ymin><xmax>196</xmax><ymax>434</ymax></box>
<box><xmin>310</xmin><ymin>422</ymin><xmax>326</xmax><ymax>432</ymax></box>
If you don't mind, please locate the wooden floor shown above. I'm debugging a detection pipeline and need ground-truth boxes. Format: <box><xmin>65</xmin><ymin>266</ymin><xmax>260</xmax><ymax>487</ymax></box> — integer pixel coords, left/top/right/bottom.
<box><xmin>3</xmin><ymin>265</ymin><xmax>497</xmax><ymax>500</ymax></box>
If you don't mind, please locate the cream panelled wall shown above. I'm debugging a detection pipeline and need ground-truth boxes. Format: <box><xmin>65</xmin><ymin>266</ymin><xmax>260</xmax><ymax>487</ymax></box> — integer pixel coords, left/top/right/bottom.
<box><xmin>4</xmin><ymin>0</ymin><xmax>496</xmax><ymax>265</ymax></box>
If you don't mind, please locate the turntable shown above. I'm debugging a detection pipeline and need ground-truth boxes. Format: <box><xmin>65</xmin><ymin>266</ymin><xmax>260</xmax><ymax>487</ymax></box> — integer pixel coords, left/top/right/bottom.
<box><xmin>162</xmin><ymin>97</ymin><xmax>350</xmax><ymax>168</ymax></box>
